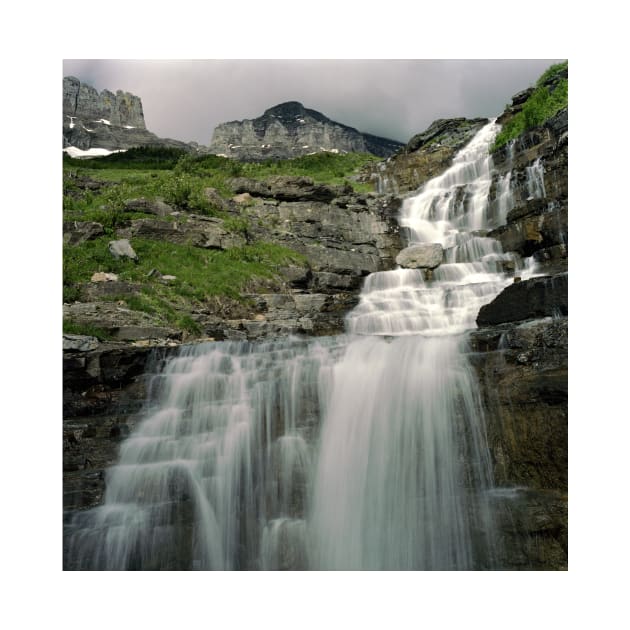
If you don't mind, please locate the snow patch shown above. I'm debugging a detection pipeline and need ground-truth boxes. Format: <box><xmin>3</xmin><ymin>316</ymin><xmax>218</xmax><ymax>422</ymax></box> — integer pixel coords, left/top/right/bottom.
<box><xmin>302</xmin><ymin>145</ymin><xmax>310</xmax><ymax>149</ymax></box>
<box><xmin>63</xmin><ymin>146</ymin><xmax>127</xmax><ymax>158</ymax></box>
<box><xmin>93</xmin><ymin>118</ymin><xmax>111</xmax><ymax>125</ymax></box>
<box><xmin>66</xmin><ymin>116</ymin><xmax>76</xmax><ymax>129</ymax></box>
<box><xmin>123</xmin><ymin>125</ymin><xmax>136</xmax><ymax>129</ymax></box>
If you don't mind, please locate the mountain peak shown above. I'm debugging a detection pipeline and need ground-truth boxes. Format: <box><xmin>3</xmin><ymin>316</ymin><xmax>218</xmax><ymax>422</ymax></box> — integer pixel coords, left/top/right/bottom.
<box><xmin>263</xmin><ymin>101</ymin><xmax>308</xmax><ymax>118</ymax></box>
<box><xmin>210</xmin><ymin>102</ymin><xmax>403</xmax><ymax>161</ymax></box>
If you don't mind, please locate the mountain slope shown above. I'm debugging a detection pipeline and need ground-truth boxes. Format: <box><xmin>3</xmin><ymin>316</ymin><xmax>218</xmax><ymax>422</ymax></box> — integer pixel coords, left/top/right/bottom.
<box><xmin>208</xmin><ymin>101</ymin><xmax>404</xmax><ymax>161</ymax></box>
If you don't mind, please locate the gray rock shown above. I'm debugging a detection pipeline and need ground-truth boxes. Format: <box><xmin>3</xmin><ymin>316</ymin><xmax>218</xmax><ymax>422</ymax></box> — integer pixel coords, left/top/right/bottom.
<box><xmin>63</xmin><ymin>221</ymin><xmax>104</xmax><ymax>246</ymax></box>
<box><xmin>123</xmin><ymin>198</ymin><xmax>174</xmax><ymax>217</ymax></box>
<box><xmin>209</xmin><ymin>101</ymin><xmax>403</xmax><ymax>161</ymax></box>
<box><xmin>63</xmin><ymin>334</ymin><xmax>99</xmax><ymax>352</ymax></box>
<box><xmin>63</xmin><ymin>76</ymin><xmax>194</xmax><ymax>152</ymax></box>
<box><xmin>396</xmin><ymin>243</ymin><xmax>443</xmax><ymax>269</ymax></box>
<box><xmin>108</xmin><ymin>239</ymin><xmax>138</xmax><ymax>262</ymax></box>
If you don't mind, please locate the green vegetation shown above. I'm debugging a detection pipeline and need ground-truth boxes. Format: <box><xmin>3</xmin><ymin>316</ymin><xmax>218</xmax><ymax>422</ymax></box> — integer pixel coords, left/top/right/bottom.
<box><xmin>492</xmin><ymin>61</ymin><xmax>568</xmax><ymax>152</ymax></box>
<box><xmin>63</xmin><ymin>147</ymin><xmax>375</xmax><ymax>336</ymax></box>
<box><xmin>63</xmin><ymin>320</ymin><xmax>113</xmax><ymax>341</ymax></box>
<box><xmin>63</xmin><ymin>234</ymin><xmax>307</xmax><ymax>325</ymax></box>
<box><xmin>63</xmin><ymin>146</ymin><xmax>188</xmax><ymax>170</ymax></box>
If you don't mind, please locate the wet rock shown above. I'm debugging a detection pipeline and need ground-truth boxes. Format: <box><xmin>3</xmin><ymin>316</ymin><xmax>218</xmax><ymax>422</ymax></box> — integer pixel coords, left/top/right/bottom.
<box><xmin>476</xmin><ymin>273</ymin><xmax>568</xmax><ymax>326</ymax></box>
<box><xmin>108</xmin><ymin>239</ymin><xmax>138</xmax><ymax>262</ymax></box>
<box><xmin>395</xmin><ymin>243</ymin><xmax>443</xmax><ymax>269</ymax></box>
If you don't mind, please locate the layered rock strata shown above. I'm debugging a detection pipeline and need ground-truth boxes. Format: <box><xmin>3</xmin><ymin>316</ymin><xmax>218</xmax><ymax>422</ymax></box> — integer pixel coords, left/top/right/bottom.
<box><xmin>63</xmin><ymin>76</ymin><xmax>191</xmax><ymax>152</ymax></box>
<box><xmin>208</xmin><ymin>101</ymin><xmax>404</xmax><ymax>161</ymax></box>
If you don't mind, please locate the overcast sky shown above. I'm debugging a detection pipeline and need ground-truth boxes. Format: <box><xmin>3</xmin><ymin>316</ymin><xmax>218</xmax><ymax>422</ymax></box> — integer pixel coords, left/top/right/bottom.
<box><xmin>63</xmin><ymin>59</ymin><xmax>562</xmax><ymax>146</ymax></box>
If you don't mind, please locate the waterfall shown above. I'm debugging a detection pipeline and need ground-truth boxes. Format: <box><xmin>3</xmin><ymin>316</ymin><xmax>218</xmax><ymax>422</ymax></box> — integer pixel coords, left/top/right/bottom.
<box><xmin>65</xmin><ymin>120</ymin><xmax>540</xmax><ymax>571</ymax></box>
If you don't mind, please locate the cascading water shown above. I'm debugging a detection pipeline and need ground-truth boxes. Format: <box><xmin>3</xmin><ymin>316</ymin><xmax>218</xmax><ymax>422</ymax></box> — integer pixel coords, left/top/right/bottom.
<box><xmin>65</xmin><ymin>120</ymin><xmax>542</xmax><ymax>570</ymax></box>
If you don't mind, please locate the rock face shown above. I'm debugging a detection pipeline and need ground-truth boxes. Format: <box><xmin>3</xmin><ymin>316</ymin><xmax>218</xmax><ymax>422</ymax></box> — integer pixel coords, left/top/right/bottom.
<box><xmin>469</xmin><ymin>316</ymin><xmax>568</xmax><ymax>569</ymax></box>
<box><xmin>361</xmin><ymin>117</ymin><xmax>489</xmax><ymax>194</ymax></box>
<box><xmin>208</xmin><ymin>101</ymin><xmax>404</xmax><ymax>161</ymax></box>
<box><xmin>487</xmin><ymin>107</ymin><xmax>568</xmax><ymax>273</ymax></box>
<box><xmin>63</xmin><ymin>76</ymin><xmax>192</xmax><ymax>152</ymax></box>
<box><xmin>477</xmin><ymin>273</ymin><xmax>568</xmax><ymax>326</ymax></box>
<box><xmin>395</xmin><ymin>243</ymin><xmax>443</xmax><ymax>269</ymax></box>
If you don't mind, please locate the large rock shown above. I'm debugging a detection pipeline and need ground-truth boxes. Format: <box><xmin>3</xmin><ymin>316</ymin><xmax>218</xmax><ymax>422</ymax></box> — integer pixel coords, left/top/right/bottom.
<box><xmin>229</xmin><ymin>176</ymin><xmax>352</xmax><ymax>203</ymax></box>
<box><xmin>123</xmin><ymin>198</ymin><xmax>174</xmax><ymax>217</ymax></box>
<box><xmin>121</xmin><ymin>217</ymin><xmax>246</xmax><ymax>250</ymax></box>
<box><xmin>209</xmin><ymin>101</ymin><xmax>403</xmax><ymax>161</ymax></box>
<box><xmin>63</xmin><ymin>221</ymin><xmax>104</xmax><ymax>246</ymax></box>
<box><xmin>108</xmin><ymin>239</ymin><xmax>138</xmax><ymax>262</ymax></box>
<box><xmin>395</xmin><ymin>243</ymin><xmax>443</xmax><ymax>269</ymax></box>
<box><xmin>63</xmin><ymin>334</ymin><xmax>99</xmax><ymax>352</ymax></box>
<box><xmin>476</xmin><ymin>273</ymin><xmax>568</xmax><ymax>326</ymax></box>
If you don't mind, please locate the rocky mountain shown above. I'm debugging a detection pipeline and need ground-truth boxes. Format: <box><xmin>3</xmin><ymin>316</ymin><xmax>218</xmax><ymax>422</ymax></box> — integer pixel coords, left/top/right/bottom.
<box><xmin>63</xmin><ymin>76</ymin><xmax>192</xmax><ymax>153</ymax></box>
<box><xmin>208</xmin><ymin>101</ymin><xmax>404</xmax><ymax>161</ymax></box>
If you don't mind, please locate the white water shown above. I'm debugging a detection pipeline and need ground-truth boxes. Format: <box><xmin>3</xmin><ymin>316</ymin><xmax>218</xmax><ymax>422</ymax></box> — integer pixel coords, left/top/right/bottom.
<box><xmin>66</xmin><ymin>121</ymin><xmax>545</xmax><ymax>570</ymax></box>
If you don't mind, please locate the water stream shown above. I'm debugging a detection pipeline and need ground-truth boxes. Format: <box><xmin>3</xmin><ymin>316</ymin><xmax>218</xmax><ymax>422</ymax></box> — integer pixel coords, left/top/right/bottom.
<box><xmin>65</xmin><ymin>121</ymin><xmax>544</xmax><ymax>570</ymax></box>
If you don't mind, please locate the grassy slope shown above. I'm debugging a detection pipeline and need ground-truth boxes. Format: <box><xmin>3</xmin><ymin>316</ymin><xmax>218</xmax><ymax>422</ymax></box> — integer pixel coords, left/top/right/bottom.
<box><xmin>63</xmin><ymin>151</ymin><xmax>376</xmax><ymax>337</ymax></box>
<box><xmin>492</xmin><ymin>61</ymin><xmax>568</xmax><ymax>152</ymax></box>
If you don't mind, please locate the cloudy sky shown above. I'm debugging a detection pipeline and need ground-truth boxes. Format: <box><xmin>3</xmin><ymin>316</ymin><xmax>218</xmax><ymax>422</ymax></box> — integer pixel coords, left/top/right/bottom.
<box><xmin>62</xmin><ymin>59</ymin><xmax>562</xmax><ymax>146</ymax></box>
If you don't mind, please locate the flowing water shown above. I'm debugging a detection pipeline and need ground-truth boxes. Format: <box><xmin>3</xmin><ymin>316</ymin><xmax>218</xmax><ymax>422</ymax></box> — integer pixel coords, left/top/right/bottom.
<box><xmin>65</xmin><ymin>121</ymin><xmax>544</xmax><ymax>570</ymax></box>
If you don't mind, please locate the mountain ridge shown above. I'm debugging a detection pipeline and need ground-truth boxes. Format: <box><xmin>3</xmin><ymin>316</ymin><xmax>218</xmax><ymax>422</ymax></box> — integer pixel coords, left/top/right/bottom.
<box><xmin>208</xmin><ymin>100</ymin><xmax>404</xmax><ymax>161</ymax></box>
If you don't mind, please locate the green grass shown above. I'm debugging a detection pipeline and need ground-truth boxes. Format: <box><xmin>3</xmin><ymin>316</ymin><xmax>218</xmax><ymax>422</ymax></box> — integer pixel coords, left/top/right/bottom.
<box><xmin>63</xmin><ymin>320</ymin><xmax>113</xmax><ymax>340</ymax></box>
<box><xmin>492</xmin><ymin>61</ymin><xmax>568</xmax><ymax>152</ymax></box>
<box><xmin>64</xmin><ymin>236</ymin><xmax>307</xmax><ymax>306</ymax></box>
<box><xmin>63</xmin><ymin>147</ymin><xmax>373</xmax><ymax>336</ymax></box>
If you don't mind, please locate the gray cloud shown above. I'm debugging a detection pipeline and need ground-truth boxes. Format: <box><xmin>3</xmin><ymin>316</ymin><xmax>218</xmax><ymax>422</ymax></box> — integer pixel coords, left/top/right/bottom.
<box><xmin>62</xmin><ymin>59</ymin><xmax>563</xmax><ymax>145</ymax></box>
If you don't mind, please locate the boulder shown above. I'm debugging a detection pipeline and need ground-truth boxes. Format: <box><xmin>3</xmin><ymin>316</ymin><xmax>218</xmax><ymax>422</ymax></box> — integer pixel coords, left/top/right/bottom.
<box><xmin>63</xmin><ymin>334</ymin><xmax>99</xmax><ymax>352</ymax></box>
<box><xmin>395</xmin><ymin>243</ymin><xmax>443</xmax><ymax>269</ymax></box>
<box><xmin>203</xmin><ymin>187</ymin><xmax>230</xmax><ymax>212</ymax></box>
<box><xmin>476</xmin><ymin>273</ymin><xmax>568</xmax><ymax>326</ymax></box>
<box><xmin>108</xmin><ymin>239</ymin><xmax>138</xmax><ymax>262</ymax></box>
<box><xmin>63</xmin><ymin>221</ymin><xmax>104</xmax><ymax>246</ymax></box>
<box><xmin>228</xmin><ymin>176</ymin><xmax>351</xmax><ymax>203</ymax></box>
<box><xmin>91</xmin><ymin>272</ymin><xmax>118</xmax><ymax>283</ymax></box>
<box><xmin>123</xmin><ymin>198</ymin><xmax>174</xmax><ymax>217</ymax></box>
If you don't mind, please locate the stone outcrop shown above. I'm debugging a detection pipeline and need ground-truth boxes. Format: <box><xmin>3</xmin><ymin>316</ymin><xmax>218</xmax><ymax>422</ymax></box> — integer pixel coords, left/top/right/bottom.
<box><xmin>476</xmin><ymin>273</ymin><xmax>568</xmax><ymax>326</ymax></box>
<box><xmin>208</xmin><ymin>101</ymin><xmax>404</xmax><ymax>161</ymax></box>
<box><xmin>487</xmin><ymin>107</ymin><xmax>568</xmax><ymax>274</ymax></box>
<box><xmin>63</xmin><ymin>221</ymin><xmax>104</xmax><ymax>246</ymax></box>
<box><xmin>361</xmin><ymin>117</ymin><xmax>489</xmax><ymax>194</ymax></box>
<box><xmin>63</xmin><ymin>76</ymin><xmax>192</xmax><ymax>153</ymax></box>
<box><xmin>469</xmin><ymin>316</ymin><xmax>568</xmax><ymax>569</ymax></box>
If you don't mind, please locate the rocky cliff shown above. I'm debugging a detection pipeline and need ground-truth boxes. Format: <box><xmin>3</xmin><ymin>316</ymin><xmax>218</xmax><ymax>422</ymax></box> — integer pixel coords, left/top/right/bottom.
<box><xmin>63</xmin><ymin>76</ymin><xmax>191</xmax><ymax>152</ymax></box>
<box><xmin>208</xmin><ymin>101</ymin><xmax>404</xmax><ymax>161</ymax></box>
<box><xmin>362</xmin><ymin>117</ymin><xmax>490</xmax><ymax>194</ymax></box>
